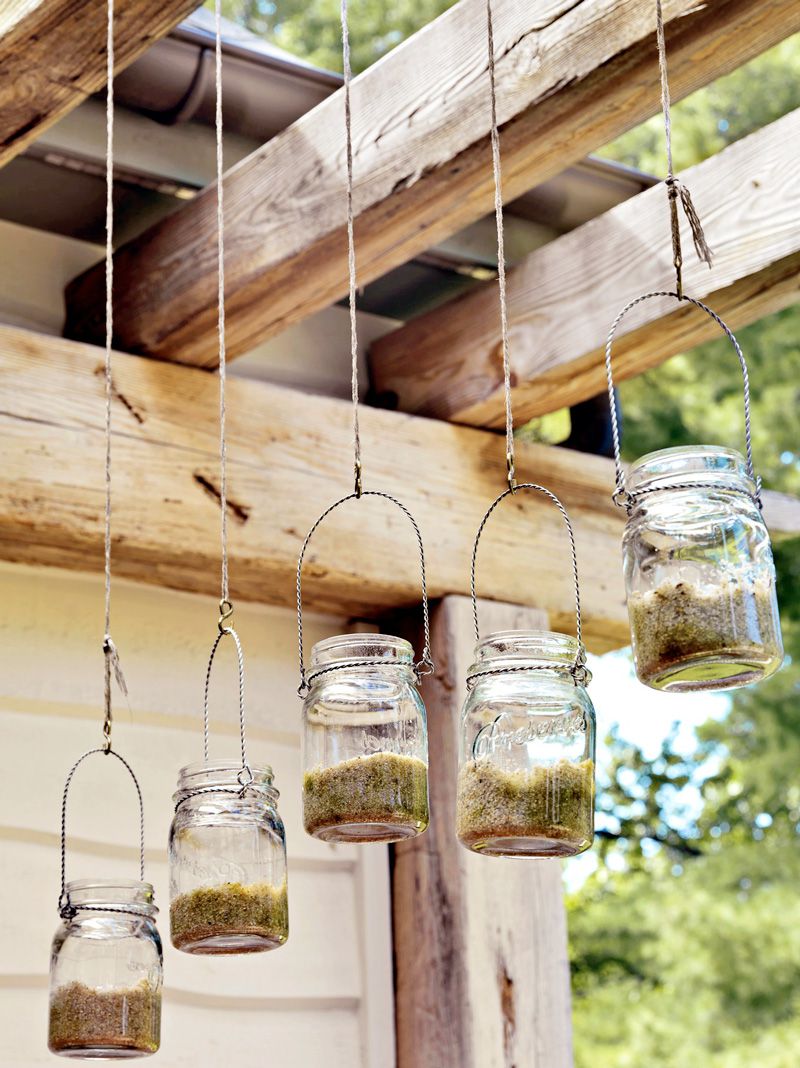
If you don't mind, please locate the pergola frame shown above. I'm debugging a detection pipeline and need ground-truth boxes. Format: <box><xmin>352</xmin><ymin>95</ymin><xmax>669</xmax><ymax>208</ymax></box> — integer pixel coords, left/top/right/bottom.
<box><xmin>2</xmin><ymin>2</ymin><xmax>800</xmax><ymax>1065</ymax></box>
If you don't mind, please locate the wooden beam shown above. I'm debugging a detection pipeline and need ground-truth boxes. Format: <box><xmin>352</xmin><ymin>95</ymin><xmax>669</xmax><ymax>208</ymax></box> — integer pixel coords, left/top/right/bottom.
<box><xmin>0</xmin><ymin>0</ymin><xmax>199</xmax><ymax>168</ymax></box>
<box><xmin>370</xmin><ymin>107</ymin><xmax>800</xmax><ymax>425</ymax></box>
<box><xmin>63</xmin><ymin>0</ymin><xmax>800</xmax><ymax>366</ymax></box>
<box><xmin>392</xmin><ymin>596</ymin><xmax>573</xmax><ymax>1068</ymax></box>
<box><xmin>2</xmin><ymin>326</ymin><xmax>797</xmax><ymax>652</ymax></box>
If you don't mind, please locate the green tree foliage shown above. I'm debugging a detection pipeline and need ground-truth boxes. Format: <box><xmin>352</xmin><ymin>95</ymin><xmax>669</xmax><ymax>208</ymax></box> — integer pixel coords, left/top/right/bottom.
<box><xmin>570</xmin><ymin>35</ymin><xmax>800</xmax><ymax>1068</ymax></box>
<box><xmin>210</xmin><ymin>0</ymin><xmax>459</xmax><ymax>73</ymax></box>
<box><xmin>599</xmin><ymin>37</ymin><xmax>800</xmax><ymax>173</ymax></box>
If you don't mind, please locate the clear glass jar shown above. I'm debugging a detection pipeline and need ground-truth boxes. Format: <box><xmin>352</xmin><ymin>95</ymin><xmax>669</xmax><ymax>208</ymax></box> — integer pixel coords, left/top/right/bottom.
<box><xmin>623</xmin><ymin>446</ymin><xmax>783</xmax><ymax>691</ymax></box>
<box><xmin>48</xmin><ymin>880</ymin><xmax>162</xmax><ymax>1059</ymax></box>
<box><xmin>456</xmin><ymin>632</ymin><xmax>595</xmax><ymax>858</ymax></box>
<box><xmin>302</xmin><ymin>634</ymin><xmax>429</xmax><ymax>843</ymax></box>
<box><xmin>169</xmin><ymin>761</ymin><xmax>288</xmax><ymax>955</ymax></box>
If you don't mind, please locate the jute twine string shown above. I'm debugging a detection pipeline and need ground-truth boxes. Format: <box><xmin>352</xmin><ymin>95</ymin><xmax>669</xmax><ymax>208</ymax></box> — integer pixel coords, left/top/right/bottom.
<box><xmin>294</xmin><ymin>0</ymin><xmax>435</xmax><ymax>694</ymax></box>
<box><xmin>56</xmin><ymin>0</ymin><xmax>149</xmax><ymax>921</ymax></box>
<box><xmin>603</xmin><ymin>4</ymin><xmax>760</xmax><ymax>512</ymax></box>
<box><xmin>655</xmin><ymin>0</ymin><xmax>713</xmax><ymax>296</ymax></box>
<box><xmin>198</xmin><ymin>0</ymin><xmax>252</xmax><ymax>786</ymax></box>
<box><xmin>472</xmin><ymin>0</ymin><xmax>587</xmax><ymax>684</ymax></box>
<box><xmin>100</xmin><ymin>0</ymin><xmax>128</xmax><ymax>752</ymax></box>
<box><xmin>486</xmin><ymin>0</ymin><xmax>514</xmax><ymax>490</ymax></box>
<box><xmin>341</xmin><ymin>0</ymin><xmax>362</xmax><ymax>496</ymax></box>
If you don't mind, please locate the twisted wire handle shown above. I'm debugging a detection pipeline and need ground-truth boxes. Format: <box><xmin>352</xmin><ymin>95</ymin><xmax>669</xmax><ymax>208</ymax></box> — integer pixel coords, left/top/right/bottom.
<box><xmin>202</xmin><ymin>624</ymin><xmax>252</xmax><ymax>788</ymax></box>
<box><xmin>603</xmin><ymin>291</ymin><xmax>759</xmax><ymax>508</ymax></box>
<box><xmin>296</xmin><ymin>491</ymin><xmax>434</xmax><ymax>695</ymax></box>
<box><xmin>58</xmin><ymin>747</ymin><xmax>145</xmax><ymax>917</ymax></box>
<box><xmin>470</xmin><ymin>483</ymin><xmax>585</xmax><ymax>676</ymax></box>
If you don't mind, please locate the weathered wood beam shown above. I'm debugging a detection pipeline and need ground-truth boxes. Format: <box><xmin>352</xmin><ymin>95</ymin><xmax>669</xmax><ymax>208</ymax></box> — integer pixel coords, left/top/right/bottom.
<box><xmin>0</xmin><ymin>0</ymin><xmax>199</xmax><ymax>168</ymax></box>
<box><xmin>2</xmin><ymin>326</ymin><xmax>797</xmax><ymax>651</ymax></box>
<box><xmin>63</xmin><ymin>0</ymin><xmax>800</xmax><ymax>366</ymax></box>
<box><xmin>392</xmin><ymin>596</ymin><xmax>573</xmax><ymax>1068</ymax></box>
<box><xmin>370</xmin><ymin>107</ymin><xmax>800</xmax><ymax>425</ymax></box>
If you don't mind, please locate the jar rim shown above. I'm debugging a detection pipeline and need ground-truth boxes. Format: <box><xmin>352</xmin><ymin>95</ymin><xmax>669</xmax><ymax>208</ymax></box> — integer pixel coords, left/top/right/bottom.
<box><xmin>310</xmin><ymin>632</ymin><xmax>414</xmax><ymax>665</ymax></box>
<box><xmin>174</xmin><ymin>760</ymin><xmax>278</xmax><ymax>804</ymax></box>
<box><xmin>177</xmin><ymin>759</ymin><xmax>274</xmax><ymax>782</ymax></box>
<box><xmin>64</xmin><ymin>879</ymin><xmax>157</xmax><ymax>916</ymax></box>
<box><xmin>628</xmin><ymin>445</ymin><xmax>754</xmax><ymax>494</ymax></box>
<box><xmin>471</xmin><ymin>629</ymin><xmax>589</xmax><ymax>680</ymax></box>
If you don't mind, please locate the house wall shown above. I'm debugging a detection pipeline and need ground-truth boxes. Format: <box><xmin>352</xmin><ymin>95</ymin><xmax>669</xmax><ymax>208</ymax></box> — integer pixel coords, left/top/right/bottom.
<box><xmin>0</xmin><ymin>562</ymin><xmax>396</xmax><ymax>1066</ymax></box>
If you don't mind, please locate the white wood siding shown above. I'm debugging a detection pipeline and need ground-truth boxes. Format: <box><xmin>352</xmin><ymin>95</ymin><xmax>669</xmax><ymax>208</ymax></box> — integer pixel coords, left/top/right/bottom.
<box><xmin>0</xmin><ymin>562</ymin><xmax>395</xmax><ymax>1066</ymax></box>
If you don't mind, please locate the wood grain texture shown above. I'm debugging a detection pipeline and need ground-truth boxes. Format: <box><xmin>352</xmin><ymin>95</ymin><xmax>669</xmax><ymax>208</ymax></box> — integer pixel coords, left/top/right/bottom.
<box><xmin>0</xmin><ymin>0</ymin><xmax>199</xmax><ymax>167</ymax></box>
<box><xmin>2</xmin><ymin>326</ymin><xmax>797</xmax><ymax>652</ymax></box>
<box><xmin>392</xmin><ymin>596</ymin><xmax>573</xmax><ymax>1068</ymax></box>
<box><xmin>62</xmin><ymin>0</ymin><xmax>800</xmax><ymax>366</ymax></box>
<box><xmin>370</xmin><ymin>107</ymin><xmax>800</xmax><ymax>425</ymax></box>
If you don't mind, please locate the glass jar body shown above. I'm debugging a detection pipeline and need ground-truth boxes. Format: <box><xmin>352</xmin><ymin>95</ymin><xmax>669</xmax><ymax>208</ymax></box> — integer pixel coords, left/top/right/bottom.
<box><xmin>302</xmin><ymin>634</ymin><xmax>429</xmax><ymax>843</ymax></box>
<box><xmin>48</xmin><ymin>881</ymin><xmax>162</xmax><ymax>1059</ymax></box>
<box><xmin>168</xmin><ymin>762</ymin><xmax>288</xmax><ymax>955</ymax></box>
<box><xmin>623</xmin><ymin>447</ymin><xmax>783</xmax><ymax>691</ymax></box>
<box><xmin>456</xmin><ymin>632</ymin><xmax>595</xmax><ymax>858</ymax></box>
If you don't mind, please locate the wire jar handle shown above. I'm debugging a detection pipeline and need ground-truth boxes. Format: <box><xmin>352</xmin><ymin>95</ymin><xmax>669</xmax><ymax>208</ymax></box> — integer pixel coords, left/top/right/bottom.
<box><xmin>58</xmin><ymin>747</ymin><xmax>145</xmax><ymax>918</ymax></box>
<box><xmin>604</xmin><ymin>291</ymin><xmax>761</xmax><ymax>510</ymax></box>
<box><xmin>296</xmin><ymin>490</ymin><xmax>435</xmax><ymax>696</ymax></box>
<box><xmin>202</xmin><ymin>614</ymin><xmax>252</xmax><ymax>790</ymax></box>
<box><xmin>470</xmin><ymin>483</ymin><xmax>587</xmax><ymax>683</ymax></box>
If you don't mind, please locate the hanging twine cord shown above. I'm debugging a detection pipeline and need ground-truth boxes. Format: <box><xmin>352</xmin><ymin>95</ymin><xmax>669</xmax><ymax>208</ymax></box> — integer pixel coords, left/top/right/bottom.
<box><xmin>58</xmin><ymin>2</ymin><xmax>147</xmax><ymax>921</ymax></box>
<box><xmin>190</xmin><ymin>4</ymin><xmax>253</xmax><ymax>787</ymax></box>
<box><xmin>341</xmin><ymin>0</ymin><xmax>362</xmax><ymax>496</ymax></box>
<box><xmin>294</xmin><ymin>0</ymin><xmax>435</xmax><ymax>695</ymax></box>
<box><xmin>101</xmin><ymin>0</ymin><xmax>127</xmax><ymax>753</ymax></box>
<box><xmin>655</xmin><ymin>0</ymin><xmax>713</xmax><ymax>298</ymax></box>
<box><xmin>486</xmin><ymin>0</ymin><xmax>515</xmax><ymax>491</ymax></box>
<box><xmin>215</xmin><ymin>0</ymin><xmax>231</xmax><ymax>610</ymax></box>
<box><xmin>470</xmin><ymin>0</ymin><xmax>587</xmax><ymax>682</ymax></box>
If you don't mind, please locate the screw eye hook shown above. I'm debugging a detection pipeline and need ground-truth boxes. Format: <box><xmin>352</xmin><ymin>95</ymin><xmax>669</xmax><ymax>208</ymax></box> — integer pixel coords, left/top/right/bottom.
<box><xmin>218</xmin><ymin>598</ymin><xmax>234</xmax><ymax>633</ymax></box>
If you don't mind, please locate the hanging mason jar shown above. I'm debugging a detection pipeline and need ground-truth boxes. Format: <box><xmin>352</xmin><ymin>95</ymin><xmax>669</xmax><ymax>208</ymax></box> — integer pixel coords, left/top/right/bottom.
<box><xmin>605</xmin><ymin>293</ymin><xmax>783</xmax><ymax>692</ymax></box>
<box><xmin>169</xmin><ymin>623</ymin><xmax>288</xmax><ymax>954</ymax></box>
<box><xmin>301</xmin><ymin>633</ymin><xmax>429</xmax><ymax>841</ymax></box>
<box><xmin>456</xmin><ymin>485</ymin><xmax>596</xmax><ymax>857</ymax></box>
<box><xmin>50</xmin><ymin>750</ymin><xmax>162</xmax><ymax>1059</ymax></box>
<box><xmin>297</xmin><ymin>492</ymin><xmax>434</xmax><ymax>843</ymax></box>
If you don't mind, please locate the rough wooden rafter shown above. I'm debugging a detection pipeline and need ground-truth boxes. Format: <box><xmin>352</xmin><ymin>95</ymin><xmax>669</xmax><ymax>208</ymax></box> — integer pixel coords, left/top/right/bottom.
<box><xmin>0</xmin><ymin>0</ymin><xmax>199</xmax><ymax>167</ymax></box>
<box><xmin>370</xmin><ymin>108</ymin><xmax>800</xmax><ymax>425</ymax></box>
<box><xmin>63</xmin><ymin>0</ymin><xmax>800</xmax><ymax>366</ymax></box>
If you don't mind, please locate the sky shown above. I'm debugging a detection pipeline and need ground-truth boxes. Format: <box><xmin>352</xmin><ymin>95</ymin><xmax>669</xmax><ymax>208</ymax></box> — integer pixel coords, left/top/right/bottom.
<box><xmin>564</xmin><ymin>647</ymin><xmax>731</xmax><ymax>889</ymax></box>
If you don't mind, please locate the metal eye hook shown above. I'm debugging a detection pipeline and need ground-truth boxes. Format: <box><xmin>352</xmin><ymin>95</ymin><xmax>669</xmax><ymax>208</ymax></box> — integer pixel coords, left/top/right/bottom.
<box><xmin>218</xmin><ymin>598</ymin><xmax>234</xmax><ymax>633</ymax></box>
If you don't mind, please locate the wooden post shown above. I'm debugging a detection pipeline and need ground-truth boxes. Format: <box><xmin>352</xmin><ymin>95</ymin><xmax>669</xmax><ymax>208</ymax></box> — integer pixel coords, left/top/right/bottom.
<box><xmin>391</xmin><ymin>596</ymin><xmax>573</xmax><ymax>1068</ymax></box>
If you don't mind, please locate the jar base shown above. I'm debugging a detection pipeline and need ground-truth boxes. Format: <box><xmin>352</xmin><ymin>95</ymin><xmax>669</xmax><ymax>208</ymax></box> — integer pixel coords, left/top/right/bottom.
<box><xmin>308</xmin><ymin>818</ymin><xmax>426</xmax><ymax>844</ymax></box>
<box><xmin>172</xmin><ymin>927</ymin><xmax>287</xmax><ymax>955</ymax></box>
<box><xmin>459</xmin><ymin>831</ymin><xmax>591</xmax><ymax>858</ymax></box>
<box><xmin>49</xmin><ymin>1042</ymin><xmax>156</xmax><ymax>1059</ymax></box>
<box><xmin>638</xmin><ymin>649</ymin><xmax>782</xmax><ymax>693</ymax></box>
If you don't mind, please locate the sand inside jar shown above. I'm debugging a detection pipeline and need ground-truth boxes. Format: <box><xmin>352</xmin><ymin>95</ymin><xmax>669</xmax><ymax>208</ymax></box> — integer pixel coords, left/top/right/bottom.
<box><xmin>303</xmin><ymin>752</ymin><xmax>428</xmax><ymax>840</ymax></box>
<box><xmin>170</xmin><ymin>879</ymin><xmax>288</xmax><ymax>953</ymax></box>
<box><xmin>456</xmin><ymin>757</ymin><xmax>594</xmax><ymax>855</ymax></box>
<box><xmin>628</xmin><ymin>575</ymin><xmax>781</xmax><ymax>687</ymax></box>
<box><xmin>48</xmin><ymin>979</ymin><xmax>160</xmax><ymax>1055</ymax></box>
